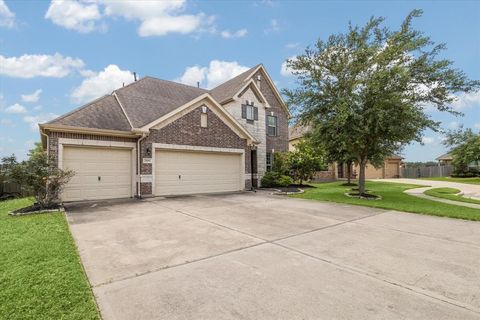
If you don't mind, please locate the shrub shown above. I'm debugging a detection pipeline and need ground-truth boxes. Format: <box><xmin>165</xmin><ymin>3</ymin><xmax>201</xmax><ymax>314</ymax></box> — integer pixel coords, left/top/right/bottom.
<box><xmin>261</xmin><ymin>171</ymin><xmax>293</xmax><ymax>188</ymax></box>
<box><xmin>277</xmin><ymin>175</ymin><xmax>294</xmax><ymax>187</ymax></box>
<box><xmin>2</xmin><ymin>150</ymin><xmax>74</xmax><ymax>208</ymax></box>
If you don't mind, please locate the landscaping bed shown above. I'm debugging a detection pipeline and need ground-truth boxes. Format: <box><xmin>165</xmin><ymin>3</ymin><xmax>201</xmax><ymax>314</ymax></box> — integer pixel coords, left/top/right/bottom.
<box><xmin>0</xmin><ymin>198</ymin><xmax>100</xmax><ymax>319</ymax></box>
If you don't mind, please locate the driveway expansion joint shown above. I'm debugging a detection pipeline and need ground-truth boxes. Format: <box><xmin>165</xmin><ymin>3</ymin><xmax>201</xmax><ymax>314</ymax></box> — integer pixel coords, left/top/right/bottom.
<box><xmin>273</xmin><ymin>241</ymin><xmax>480</xmax><ymax>315</ymax></box>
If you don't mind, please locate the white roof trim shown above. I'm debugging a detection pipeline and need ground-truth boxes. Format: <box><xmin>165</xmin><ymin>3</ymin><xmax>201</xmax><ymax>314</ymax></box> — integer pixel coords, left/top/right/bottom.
<box><xmin>246</xmin><ymin>65</ymin><xmax>292</xmax><ymax>118</ymax></box>
<box><xmin>234</xmin><ymin>79</ymin><xmax>270</xmax><ymax>108</ymax></box>
<box><xmin>139</xmin><ymin>93</ymin><xmax>258</xmax><ymax>144</ymax></box>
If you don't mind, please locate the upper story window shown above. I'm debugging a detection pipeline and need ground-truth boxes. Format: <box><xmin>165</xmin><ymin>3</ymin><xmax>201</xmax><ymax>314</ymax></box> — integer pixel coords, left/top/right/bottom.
<box><xmin>246</xmin><ymin>105</ymin><xmax>254</xmax><ymax>121</ymax></box>
<box><xmin>267</xmin><ymin>115</ymin><xmax>277</xmax><ymax>136</ymax></box>
<box><xmin>242</xmin><ymin>101</ymin><xmax>258</xmax><ymax>123</ymax></box>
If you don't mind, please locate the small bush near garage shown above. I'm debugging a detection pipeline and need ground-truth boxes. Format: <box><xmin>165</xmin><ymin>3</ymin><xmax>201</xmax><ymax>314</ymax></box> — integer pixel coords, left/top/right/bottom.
<box><xmin>1</xmin><ymin>143</ymin><xmax>74</xmax><ymax>211</ymax></box>
<box><xmin>261</xmin><ymin>171</ymin><xmax>293</xmax><ymax>188</ymax></box>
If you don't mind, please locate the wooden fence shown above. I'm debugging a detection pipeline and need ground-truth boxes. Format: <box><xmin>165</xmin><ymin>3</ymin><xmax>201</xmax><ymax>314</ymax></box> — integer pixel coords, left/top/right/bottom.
<box><xmin>401</xmin><ymin>165</ymin><xmax>454</xmax><ymax>178</ymax></box>
<box><xmin>0</xmin><ymin>177</ymin><xmax>22</xmax><ymax>196</ymax></box>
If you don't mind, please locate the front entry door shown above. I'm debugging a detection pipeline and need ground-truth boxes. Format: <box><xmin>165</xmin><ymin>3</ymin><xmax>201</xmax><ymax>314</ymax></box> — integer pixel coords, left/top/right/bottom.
<box><xmin>251</xmin><ymin>149</ymin><xmax>258</xmax><ymax>188</ymax></box>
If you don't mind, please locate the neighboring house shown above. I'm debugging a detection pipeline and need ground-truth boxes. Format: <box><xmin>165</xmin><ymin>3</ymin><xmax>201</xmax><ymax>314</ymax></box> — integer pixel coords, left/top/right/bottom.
<box><xmin>40</xmin><ymin>64</ymin><xmax>291</xmax><ymax>201</ymax></box>
<box><xmin>435</xmin><ymin>153</ymin><xmax>454</xmax><ymax>166</ymax></box>
<box><xmin>288</xmin><ymin>124</ymin><xmax>403</xmax><ymax>179</ymax></box>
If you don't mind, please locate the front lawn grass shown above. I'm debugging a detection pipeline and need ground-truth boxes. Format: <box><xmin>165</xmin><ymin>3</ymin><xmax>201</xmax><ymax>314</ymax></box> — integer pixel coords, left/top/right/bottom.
<box><xmin>291</xmin><ymin>181</ymin><xmax>480</xmax><ymax>221</ymax></box>
<box><xmin>424</xmin><ymin>187</ymin><xmax>480</xmax><ymax>205</ymax></box>
<box><xmin>0</xmin><ymin>198</ymin><xmax>100</xmax><ymax>320</ymax></box>
<box><xmin>421</xmin><ymin>177</ymin><xmax>480</xmax><ymax>185</ymax></box>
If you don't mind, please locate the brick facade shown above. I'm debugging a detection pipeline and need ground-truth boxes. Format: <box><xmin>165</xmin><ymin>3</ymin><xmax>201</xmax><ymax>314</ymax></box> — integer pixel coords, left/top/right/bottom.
<box><xmin>254</xmin><ymin>69</ymin><xmax>289</xmax><ymax>153</ymax></box>
<box><xmin>139</xmin><ymin>106</ymin><xmax>250</xmax><ymax>195</ymax></box>
<box><xmin>47</xmin><ymin>131</ymin><xmax>137</xmax><ymax>166</ymax></box>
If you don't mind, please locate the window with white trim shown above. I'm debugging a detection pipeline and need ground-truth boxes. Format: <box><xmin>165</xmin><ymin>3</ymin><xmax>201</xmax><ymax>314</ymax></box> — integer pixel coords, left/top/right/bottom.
<box><xmin>246</xmin><ymin>105</ymin><xmax>254</xmax><ymax>121</ymax></box>
<box><xmin>267</xmin><ymin>115</ymin><xmax>277</xmax><ymax>136</ymax></box>
<box><xmin>266</xmin><ymin>152</ymin><xmax>273</xmax><ymax>171</ymax></box>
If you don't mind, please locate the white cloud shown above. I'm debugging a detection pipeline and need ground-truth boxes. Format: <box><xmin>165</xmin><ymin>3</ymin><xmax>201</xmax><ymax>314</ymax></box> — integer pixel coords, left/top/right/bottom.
<box><xmin>176</xmin><ymin>60</ymin><xmax>249</xmax><ymax>89</ymax></box>
<box><xmin>286</xmin><ymin>42</ymin><xmax>300</xmax><ymax>49</ymax></box>
<box><xmin>421</xmin><ymin>136</ymin><xmax>435</xmax><ymax>145</ymax></box>
<box><xmin>45</xmin><ymin>0</ymin><xmax>213</xmax><ymax>37</ymax></box>
<box><xmin>176</xmin><ymin>65</ymin><xmax>206</xmax><ymax>87</ymax></box>
<box><xmin>21</xmin><ymin>89</ymin><xmax>43</xmax><ymax>103</ymax></box>
<box><xmin>264</xmin><ymin>19</ymin><xmax>280</xmax><ymax>34</ymax></box>
<box><xmin>280</xmin><ymin>56</ymin><xmax>297</xmax><ymax>77</ymax></box>
<box><xmin>138</xmin><ymin>13</ymin><xmax>207</xmax><ymax>37</ymax></box>
<box><xmin>0</xmin><ymin>53</ymin><xmax>85</xmax><ymax>78</ymax></box>
<box><xmin>23</xmin><ymin>113</ymin><xmax>59</xmax><ymax>131</ymax></box>
<box><xmin>0</xmin><ymin>0</ymin><xmax>15</xmax><ymax>28</ymax></box>
<box><xmin>220</xmin><ymin>28</ymin><xmax>248</xmax><ymax>39</ymax></box>
<box><xmin>5</xmin><ymin>103</ymin><xmax>27</xmax><ymax>114</ymax></box>
<box><xmin>45</xmin><ymin>0</ymin><xmax>102</xmax><ymax>33</ymax></box>
<box><xmin>71</xmin><ymin>64</ymin><xmax>134</xmax><ymax>103</ymax></box>
<box><xmin>474</xmin><ymin>123</ymin><xmax>480</xmax><ymax>130</ymax></box>
<box><xmin>451</xmin><ymin>90</ymin><xmax>480</xmax><ymax>110</ymax></box>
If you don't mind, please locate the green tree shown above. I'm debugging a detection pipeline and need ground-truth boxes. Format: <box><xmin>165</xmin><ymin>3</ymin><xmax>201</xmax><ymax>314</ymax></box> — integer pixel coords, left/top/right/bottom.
<box><xmin>2</xmin><ymin>145</ymin><xmax>74</xmax><ymax>208</ymax></box>
<box><xmin>444</xmin><ymin>128</ymin><xmax>480</xmax><ymax>174</ymax></box>
<box><xmin>287</xmin><ymin>140</ymin><xmax>325</xmax><ymax>185</ymax></box>
<box><xmin>284</xmin><ymin>10</ymin><xmax>479</xmax><ymax>195</ymax></box>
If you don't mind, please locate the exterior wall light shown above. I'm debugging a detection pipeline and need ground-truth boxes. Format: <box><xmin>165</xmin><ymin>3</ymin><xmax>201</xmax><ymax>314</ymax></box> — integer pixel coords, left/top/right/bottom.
<box><xmin>146</xmin><ymin>147</ymin><xmax>151</xmax><ymax>157</ymax></box>
<box><xmin>202</xmin><ymin>106</ymin><xmax>208</xmax><ymax>113</ymax></box>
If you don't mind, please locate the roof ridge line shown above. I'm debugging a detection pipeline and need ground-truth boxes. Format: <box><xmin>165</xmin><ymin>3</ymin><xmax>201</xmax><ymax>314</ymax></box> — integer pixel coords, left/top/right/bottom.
<box><xmin>142</xmin><ymin>75</ymin><xmax>208</xmax><ymax>91</ymax></box>
<box><xmin>113</xmin><ymin>92</ymin><xmax>134</xmax><ymax>129</ymax></box>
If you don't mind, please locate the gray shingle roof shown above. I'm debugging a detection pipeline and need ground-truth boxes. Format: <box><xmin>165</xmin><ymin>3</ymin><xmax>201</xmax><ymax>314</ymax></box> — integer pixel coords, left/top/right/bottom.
<box><xmin>115</xmin><ymin>76</ymin><xmax>208</xmax><ymax>128</ymax></box>
<box><xmin>210</xmin><ymin>65</ymin><xmax>259</xmax><ymax>103</ymax></box>
<box><xmin>47</xmin><ymin>95</ymin><xmax>132</xmax><ymax>131</ymax></box>
<box><xmin>47</xmin><ymin>65</ymin><xmax>261</xmax><ymax>131</ymax></box>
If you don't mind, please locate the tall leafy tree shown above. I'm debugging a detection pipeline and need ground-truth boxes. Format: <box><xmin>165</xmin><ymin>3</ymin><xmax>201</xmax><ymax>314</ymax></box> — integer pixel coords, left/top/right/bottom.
<box><xmin>444</xmin><ymin>128</ymin><xmax>480</xmax><ymax>174</ymax></box>
<box><xmin>284</xmin><ymin>10</ymin><xmax>479</xmax><ymax>195</ymax></box>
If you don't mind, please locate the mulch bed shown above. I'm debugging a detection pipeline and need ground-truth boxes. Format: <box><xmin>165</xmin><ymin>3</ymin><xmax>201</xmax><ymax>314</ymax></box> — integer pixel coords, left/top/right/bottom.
<box><xmin>345</xmin><ymin>192</ymin><xmax>381</xmax><ymax>200</ymax></box>
<box><xmin>9</xmin><ymin>203</ymin><xmax>64</xmax><ymax>216</ymax></box>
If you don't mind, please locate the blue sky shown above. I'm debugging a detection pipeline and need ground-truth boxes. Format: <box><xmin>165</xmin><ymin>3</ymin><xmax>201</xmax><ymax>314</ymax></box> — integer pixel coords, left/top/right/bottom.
<box><xmin>0</xmin><ymin>0</ymin><xmax>479</xmax><ymax>161</ymax></box>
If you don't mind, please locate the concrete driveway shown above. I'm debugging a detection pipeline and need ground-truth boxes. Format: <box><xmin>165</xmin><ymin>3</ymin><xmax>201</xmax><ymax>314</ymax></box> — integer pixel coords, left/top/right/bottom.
<box><xmin>66</xmin><ymin>192</ymin><xmax>480</xmax><ymax>319</ymax></box>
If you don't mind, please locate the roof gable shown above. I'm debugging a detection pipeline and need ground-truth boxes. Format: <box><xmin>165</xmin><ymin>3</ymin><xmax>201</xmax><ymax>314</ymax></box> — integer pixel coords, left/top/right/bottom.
<box><xmin>142</xmin><ymin>93</ymin><xmax>257</xmax><ymax>144</ymax></box>
<box><xmin>209</xmin><ymin>65</ymin><xmax>260</xmax><ymax>103</ymax></box>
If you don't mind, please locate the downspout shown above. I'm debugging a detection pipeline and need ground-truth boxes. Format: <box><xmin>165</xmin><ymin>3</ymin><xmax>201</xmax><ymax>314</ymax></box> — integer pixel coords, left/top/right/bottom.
<box><xmin>136</xmin><ymin>132</ymin><xmax>149</xmax><ymax>198</ymax></box>
<box><xmin>39</xmin><ymin>127</ymin><xmax>49</xmax><ymax>155</ymax></box>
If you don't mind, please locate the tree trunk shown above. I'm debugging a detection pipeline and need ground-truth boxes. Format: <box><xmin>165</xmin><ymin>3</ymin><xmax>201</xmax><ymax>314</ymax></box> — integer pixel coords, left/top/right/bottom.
<box><xmin>346</xmin><ymin>161</ymin><xmax>352</xmax><ymax>185</ymax></box>
<box><xmin>358</xmin><ymin>157</ymin><xmax>367</xmax><ymax>195</ymax></box>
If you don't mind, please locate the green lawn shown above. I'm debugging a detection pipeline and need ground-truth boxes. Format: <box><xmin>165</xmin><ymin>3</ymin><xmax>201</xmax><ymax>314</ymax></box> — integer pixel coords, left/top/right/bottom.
<box><xmin>0</xmin><ymin>198</ymin><xmax>100</xmax><ymax>320</ymax></box>
<box><xmin>421</xmin><ymin>177</ymin><xmax>480</xmax><ymax>185</ymax></box>
<box><xmin>291</xmin><ymin>181</ymin><xmax>480</xmax><ymax>221</ymax></box>
<box><xmin>424</xmin><ymin>187</ymin><xmax>480</xmax><ymax>205</ymax></box>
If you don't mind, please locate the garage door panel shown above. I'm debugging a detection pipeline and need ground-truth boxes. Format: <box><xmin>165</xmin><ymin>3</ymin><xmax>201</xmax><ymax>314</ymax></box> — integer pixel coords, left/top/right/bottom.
<box><xmin>63</xmin><ymin>146</ymin><xmax>132</xmax><ymax>201</ymax></box>
<box><xmin>155</xmin><ymin>150</ymin><xmax>242</xmax><ymax>196</ymax></box>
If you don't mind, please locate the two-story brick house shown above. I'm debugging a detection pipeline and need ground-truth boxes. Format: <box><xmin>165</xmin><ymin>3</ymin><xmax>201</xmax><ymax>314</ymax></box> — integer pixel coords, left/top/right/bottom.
<box><xmin>40</xmin><ymin>64</ymin><xmax>291</xmax><ymax>201</ymax></box>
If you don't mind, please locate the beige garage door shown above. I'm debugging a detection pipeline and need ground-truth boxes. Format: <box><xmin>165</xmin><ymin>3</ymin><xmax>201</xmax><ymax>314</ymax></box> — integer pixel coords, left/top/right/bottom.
<box><xmin>155</xmin><ymin>150</ymin><xmax>242</xmax><ymax>196</ymax></box>
<box><xmin>62</xmin><ymin>146</ymin><xmax>132</xmax><ymax>201</ymax></box>
<box><xmin>385</xmin><ymin>162</ymin><xmax>399</xmax><ymax>178</ymax></box>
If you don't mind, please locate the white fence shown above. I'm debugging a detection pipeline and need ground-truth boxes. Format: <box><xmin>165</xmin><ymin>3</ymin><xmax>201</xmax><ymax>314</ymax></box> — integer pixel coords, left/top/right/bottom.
<box><xmin>401</xmin><ymin>165</ymin><xmax>454</xmax><ymax>178</ymax></box>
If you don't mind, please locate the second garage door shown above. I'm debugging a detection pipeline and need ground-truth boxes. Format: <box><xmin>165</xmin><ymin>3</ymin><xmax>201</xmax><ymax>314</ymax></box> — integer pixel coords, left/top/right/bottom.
<box><xmin>155</xmin><ymin>150</ymin><xmax>242</xmax><ymax>196</ymax></box>
<box><xmin>62</xmin><ymin>146</ymin><xmax>133</xmax><ymax>202</ymax></box>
